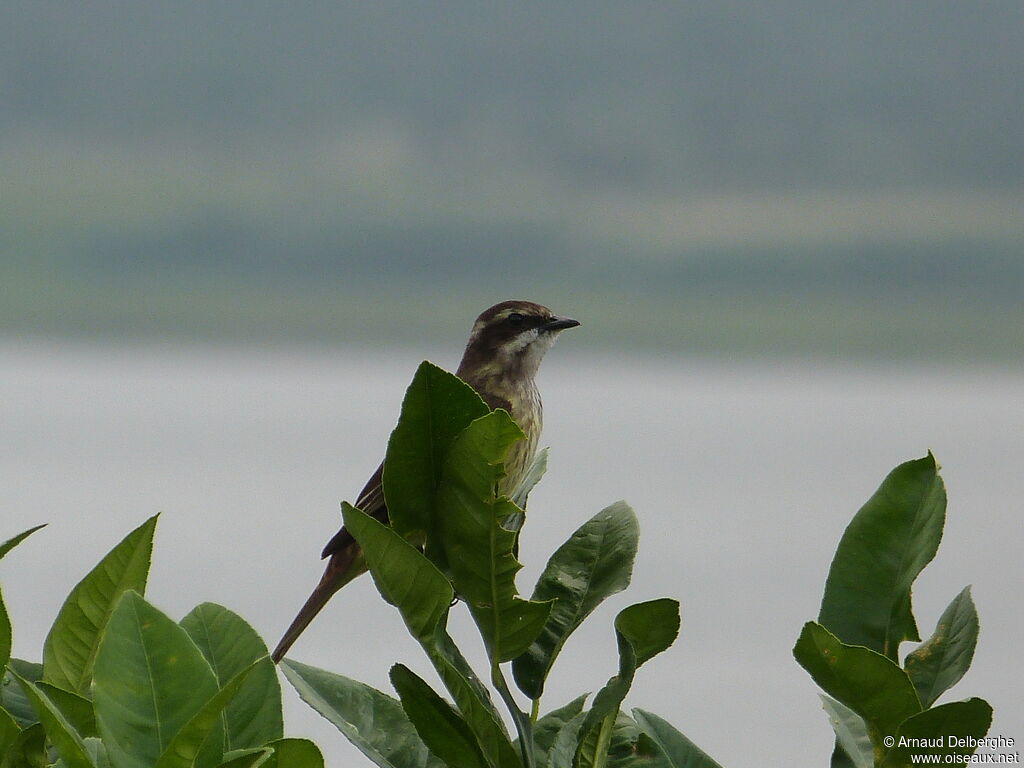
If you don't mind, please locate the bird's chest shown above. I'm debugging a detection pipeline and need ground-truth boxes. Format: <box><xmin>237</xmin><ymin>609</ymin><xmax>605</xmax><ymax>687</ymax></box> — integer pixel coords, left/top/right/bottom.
<box><xmin>500</xmin><ymin>385</ymin><xmax>542</xmax><ymax>496</ymax></box>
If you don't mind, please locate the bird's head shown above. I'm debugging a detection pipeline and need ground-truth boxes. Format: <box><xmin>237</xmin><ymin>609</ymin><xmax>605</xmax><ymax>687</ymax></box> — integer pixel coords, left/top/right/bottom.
<box><xmin>458</xmin><ymin>300</ymin><xmax>580</xmax><ymax>382</ymax></box>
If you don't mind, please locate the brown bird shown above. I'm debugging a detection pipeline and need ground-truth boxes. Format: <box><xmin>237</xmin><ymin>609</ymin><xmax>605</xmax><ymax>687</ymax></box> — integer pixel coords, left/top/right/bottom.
<box><xmin>272</xmin><ymin>300</ymin><xmax>580</xmax><ymax>662</ymax></box>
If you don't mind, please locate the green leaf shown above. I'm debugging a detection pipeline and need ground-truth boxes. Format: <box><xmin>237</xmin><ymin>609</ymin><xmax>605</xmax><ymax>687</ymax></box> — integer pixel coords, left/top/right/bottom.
<box><xmin>153</xmin><ymin>660</ymin><xmax>262</xmax><ymax>768</ymax></box>
<box><xmin>0</xmin><ymin>708</ymin><xmax>21</xmax><ymax>761</ymax></box>
<box><xmin>818</xmin><ymin>455</ymin><xmax>945</xmax><ymax>659</ymax></box>
<box><xmin>1</xmin><ymin>525</ymin><xmax>47</xmax><ymax>671</ymax></box>
<box><xmin>428</xmin><ymin>636</ymin><xmax>522</xmax><ymax>768</ymax></box>
<box><xmin>0</xmin><ymin>592</ymin><xmax>10</xmax><ymax>673</ymax></box>
<box><xmin>341</xmin><ymin>504</ymin><xmax>453</xmax><ymax>643</ymax></box>
<box><xmin>530</xmin><ymin>696</ymin><xmax>588</xmax><ymax>767</ymax></box>
<box><xmin>547</xmin><ymin>711</ymin><xmax>588</xmax><ymax>768</ymax></box>
<box><xmin>0</xmin><ymin>526</ymin><xmax>47</xmax><ymax>561</ymax></box>
<box><xmin>280</xmin><ymin>659</ymin><xmax>444</xmax><ymax>768</ymax></box>
<box><xmin>436</xmin><ymin>410</ymin><xmax>552</xmax><ymax>662</ymax></box>
<box><xmin>2</xmin><ymin>660</ymin><xmax>44</xmax><ymax>728</ymax></box>
<box><xmin>631</xmin><ymin>710</ymin><xmax>723</xmax><ymax>768</ymax></box>
<box><xmin>819</xmin><ymin>697</ymin><xmax>873</xmax><ymax>768</ymax></box>
<box><xmin>830</xmin><ymin>741</ymin><xmax>857</xmax><ymax>768</ymax></box>
<box><xmin>180</xmin><ymin>603</ymin><xmax>283</xmax><ymax>750</ymax></box>
<box><xmin>793</xmin><ymin>622</ymin><xmax>921</xmax><ymax>750</ymax></box>
<box><xmin>257</xmin><ymin>739</ymin><xmax>324</xmax><ymax>768</ymax></box>
<box><xmin>221</xmin><ymin>741</ymin><xmax>322</xmax><ymax>768</ymax></box>
<box><xmin>580</xmin><ymin>601</ymin><xmax>680</xmax><ymax>765</ymax></box>
<box><xmin>0</xmin><ymin>722</ymin><xmax>46</xmax><ymax>768</ymax></box>
<box><xmin>903</xmin><ymin>586</ymin><xmax>979</xmax><ymax>708</ymax></box>
<box><xmin>601</xmin><ymin>712</ymin><xmax>671</xmax><ymax>768</ymax></box>
<box><xmin>216</xmin><ymin>749</ymin><xmax>272</xmax><ymax>768</ymax></box>
<box><xmin>880</xmin><ymin>698</ymin><xmax>993</xmax><ymax>767</ymax></box>
<box><xmin>341</xmin><ymin>505</ymin><xmax>520</xmax><ymax>768</ymax></box>
<box><xmin>9</xmin><ymin>670</ymin><xmax>94</xmax><ymax>768</ymax></box>
<box><xmin>43</xmin><ymin>516</ymin><xmax>158</xmax><ymax>695</ymax></box>
<box><xmin>36</xmin><ymin>683</ymin><xmax>96</xmax><ymax>738</ymax></box>
<box><xmin>93</xmin><ymin>591</ymin><xmax>220</xmax><ymax>768</ymax></box>
<box><xmin>390</xmin><ymin>664</ymin><xmax>488</xmax><ymax>768</ymax></box>
<box><xmin>83</xmin><ymin>739</ymin><xmax>112</xmax><ymax>768</ymax></box>
<box><xmin>383</xmin><ymin>360</ymin><xmax>490</xmax><ymax>543</ymax></box>
<box><xmin>614</xmin><ymin>600</ymin><xmax>680</xmax><ymax>668</ymax></box>
<box><xmin>514</xmin><ymin>502</ymin><xmax>639</xmax><ymax>700</ymax></box>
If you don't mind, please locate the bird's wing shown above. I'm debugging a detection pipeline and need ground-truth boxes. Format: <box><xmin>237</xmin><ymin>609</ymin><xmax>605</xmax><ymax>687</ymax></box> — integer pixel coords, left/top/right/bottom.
<box><xmin>320</xmin><ymin>461</ymin><xmax>387</xmax><ymax>559</ymax></box>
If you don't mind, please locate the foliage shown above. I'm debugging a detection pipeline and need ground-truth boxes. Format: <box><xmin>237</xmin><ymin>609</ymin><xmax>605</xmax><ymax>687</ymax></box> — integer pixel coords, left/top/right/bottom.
<box><xmin>3</xmin><ymin>361</ymin><xmax>996</xmax><ymax>768</ymax></box>
<box><xmin>278</xmin><ymin>361</ymin><xmax>721</xmax><ymax>768</ymax></box>
<box><xmin>0</xmin><ymin>524</ymin><xmax>323</xmax><ymax>768</ymax></box>
<box><xmin>794</xmin><ymin>454</ymin><xmax>992</xmax><ymax>767</ymax></box>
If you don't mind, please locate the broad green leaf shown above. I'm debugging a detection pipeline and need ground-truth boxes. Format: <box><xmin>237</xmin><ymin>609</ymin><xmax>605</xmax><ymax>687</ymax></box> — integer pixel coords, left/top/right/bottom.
<box><xmin>514</xmin><ymin>502</ymin><xmax>639</xmax><ymax>699</ymax></box>
<box><xmin>83</xmin><ymin>739</ymin><xmax>112</xmax><ymax>768</ymax></box>
<box><xmin>217</xmin><ymin>749</ymin><xmax>272</xmax><ymax>768</ymax></box>
<box><xmin>830</xmin><ymin>742</ymin><xmax>857</xmax><ymax>768</ymax></box>
<box><xmin>580</xmin><ymin>600</ymin><xmax>681</xmax><ymax>764</ymax></box>
<box><xmin>280</xmin><ymin>660</ymin><xmax>443</xmax><ymax>768</ymax></box>
<box><xmin>153</xmin><ymin>660</ymin><xmax>261</xmax><ymax>768</ymax></box>
<box><xmin>93</xmin><ymin>591</ymin><xmax>219</xmax><ymax>768</ymax></box>
<box><xmin>181</xmin><ymin>603</ymin><xmax>283</xmax><ymax>750</ymax></box>
<box><xmin>257</xmin><ymin>739</ymin><xmax>323</xmax><ymax>768</ymax></box>
<box><xmin>2</xmin><ymin>660</ymin><xmax>44</xmax><ymax>728</ymax></box>
<box><xmin>818</xmin><ymin>455</ymin><xmax>945</xmax><ymax>659</ymax></box>
<box><xmin>547</xmin><ymin>711</ymin><xmax>588</xmax><ymax>768</ymax></box>
<box><xmin>340</xmin><ymin>505</ymin><xmax>520</xmax><ymax>768</ymax></box>
<box><xmin>37</xmin><ymin>683</ymin><xmax>96</xmax><ymax>738</ymax></box>
<box><xmin>880</xmin><ymin>698</ymin><xmax>993</xmax><ymax>768</ymax></box>
<box><xmin>44</xmin><ymin>516</ymin><xmax>158</xmax><ymax>694</ymax></box>
<box><xmin>614</xmin><ymin>600</ymin><xmax>680</xmax><ymax>668</ymax></box>
<box><xmin>793</xmin><ymin>622</ymin><xmax>920</xmax><ymax>749</ymax></box>
<box><xmin>904</xmin><ymin>586</ymin><xmax>979</xmax><ymax>708</ymax></box>
<box><xmin>819</xmin><ymin>697</ymin><xmax>872</xmax><ymax>768</ymax></box>
<box><xmin>390</xmin><ymin>664</ymin><xmax>488</xmax><ymax>768</ymax></box>
<box><xmin>530</xmin><ymin>696</ymin><xmax>588</xmax><ymax>767</ymax></box>
<box><xmin>383</xmin><ymin>360</ymin><xmax>489</xmax><ymax>543</ymax></box>
<box><xmin>601</xmin><ymin>712</ymin><xmax>671</xmax><ymax>768</ymax></box>
<box><xmin>577</xmin><ymin>711</ymin><xmax>666</xmax><ymax>768</ymax></box>
<box><xmin>9</xmin><ymin>671</ymin><xmax>94</xmax><ymax>768</ymax></box>
<box><xmin>0</xmin><ymin>708</ymin><xmax>20</xmax><ymax>760</ymax></box>
<box><xmin>428</xmin><ymin>635</ymin><xmax>521</xmax><ymax>768</ymax></box>
<box><xmin>0</xmin><ymin>722</ymin><xmax>45</xmax><ymax>768</ymax></box>
<box><xmin>341</xmin><ymin>504</ymin><xmax>453</xmax><ymax>643</ymax></box>
<box><xmin>0</xmin><ymin>526</ymin><xmax>47</xmax><ymax>561</ymax></box>
<box><xmin>631</xmin><ymin>710</ymin><xmax>724</xmax><ymax>768</ymax></box>
<box><xmin>436</xmin><ymin>410</ymin><xmax>552</xmax><ymax>662</ymax></box>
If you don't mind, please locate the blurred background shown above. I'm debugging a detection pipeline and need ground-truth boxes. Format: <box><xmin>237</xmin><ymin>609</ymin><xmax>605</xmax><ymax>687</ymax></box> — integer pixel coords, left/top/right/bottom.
<box><xmin>3</xmin><ymin>2</ymin><xmax>1022</xmax><ymax>766</ymax></box>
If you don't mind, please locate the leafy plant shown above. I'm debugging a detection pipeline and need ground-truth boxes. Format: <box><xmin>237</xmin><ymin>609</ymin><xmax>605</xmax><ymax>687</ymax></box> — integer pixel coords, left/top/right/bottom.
<box><xmin>794</xmin><ymin>454</ymin><xmax>992</xmax><ymax>768</ymax></box>
<box><xmin>0</xmin><ymin>520</ymin><xmax>323</xmax><ymax>768</ymax></box>
<box><xmin>9</xmin><ymin>363</ymin><xmax>991</xmax><ymax>768</ymax></box>
<box><xmin>278</xmin><ymin>361</ymin><xmax>722</xmax><ymax>768</ymax></box>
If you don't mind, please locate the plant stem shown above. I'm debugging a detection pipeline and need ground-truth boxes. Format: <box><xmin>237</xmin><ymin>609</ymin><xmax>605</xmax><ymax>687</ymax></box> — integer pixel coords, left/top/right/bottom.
<box><xmin>591</xmin><ymin>712</ymin><xmax>615</xmax><ymax>768</ymax></box>
<box><xmin>530</xmin><ymin>697</ymin><xmax>540</xmax><ymax>724</ymax></box>
<box><xmin>492</xmin><ymin>661</ymin><xmax>536</xmax><ymax>768</ymax></box>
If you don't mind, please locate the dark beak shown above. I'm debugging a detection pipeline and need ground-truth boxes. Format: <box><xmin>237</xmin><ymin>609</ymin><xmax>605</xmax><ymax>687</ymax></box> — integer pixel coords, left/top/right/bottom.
<box><xmin>543</xmin><ymin>315</ymin><xmax>581</xmax><ymax>332</ymax></box>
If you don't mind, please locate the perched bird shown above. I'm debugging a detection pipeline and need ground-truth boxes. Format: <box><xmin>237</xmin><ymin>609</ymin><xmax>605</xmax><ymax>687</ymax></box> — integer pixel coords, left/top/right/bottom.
<box><xmin>272</xmin><ymin>300</ymin><xmax>579</xmax><ymax>662</ymax></box>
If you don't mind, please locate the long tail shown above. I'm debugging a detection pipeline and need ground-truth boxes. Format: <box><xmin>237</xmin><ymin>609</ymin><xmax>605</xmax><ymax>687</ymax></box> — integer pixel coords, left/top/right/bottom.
<box><xmin>271</xmin><ymin>546</ymin><xmax>365</xmax><ymax>662</ymax></box>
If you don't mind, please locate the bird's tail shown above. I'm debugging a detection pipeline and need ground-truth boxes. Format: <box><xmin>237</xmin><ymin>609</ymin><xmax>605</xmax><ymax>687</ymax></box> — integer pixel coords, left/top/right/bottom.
<box><xmin>271</xmin><ymin>546</ymin><xmax>365</xmax><ymax>663</ymax></box>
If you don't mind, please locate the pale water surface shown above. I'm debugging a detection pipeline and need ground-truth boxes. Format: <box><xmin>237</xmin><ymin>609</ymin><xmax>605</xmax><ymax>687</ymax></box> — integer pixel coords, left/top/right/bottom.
<box><xmin>3</xmin><ymin>340</ymin><xmax>1022</xmax><ymax>765</ymax></box>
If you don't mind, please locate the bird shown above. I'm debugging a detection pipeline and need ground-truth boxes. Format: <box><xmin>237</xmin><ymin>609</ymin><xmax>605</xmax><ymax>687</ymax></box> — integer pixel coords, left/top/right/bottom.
<box><xmin>272</xmin><ymin>299</ymin><xmax>580</xmax><ymax>662</ymax></box>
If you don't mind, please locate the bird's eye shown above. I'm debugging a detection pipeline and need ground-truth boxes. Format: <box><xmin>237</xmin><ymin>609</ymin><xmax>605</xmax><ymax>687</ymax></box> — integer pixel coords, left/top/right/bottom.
<box><xmin>507</xmin><ymin>312</ymin><xmax>526</xmax><ymax>327</ymax></box>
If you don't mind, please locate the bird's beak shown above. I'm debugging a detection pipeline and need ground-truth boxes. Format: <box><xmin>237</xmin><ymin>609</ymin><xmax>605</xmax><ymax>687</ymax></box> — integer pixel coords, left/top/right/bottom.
<box><xmin>543</xmin><ymin>315</ymin><xmax>581</xmax><ymax>332</ymax></box>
